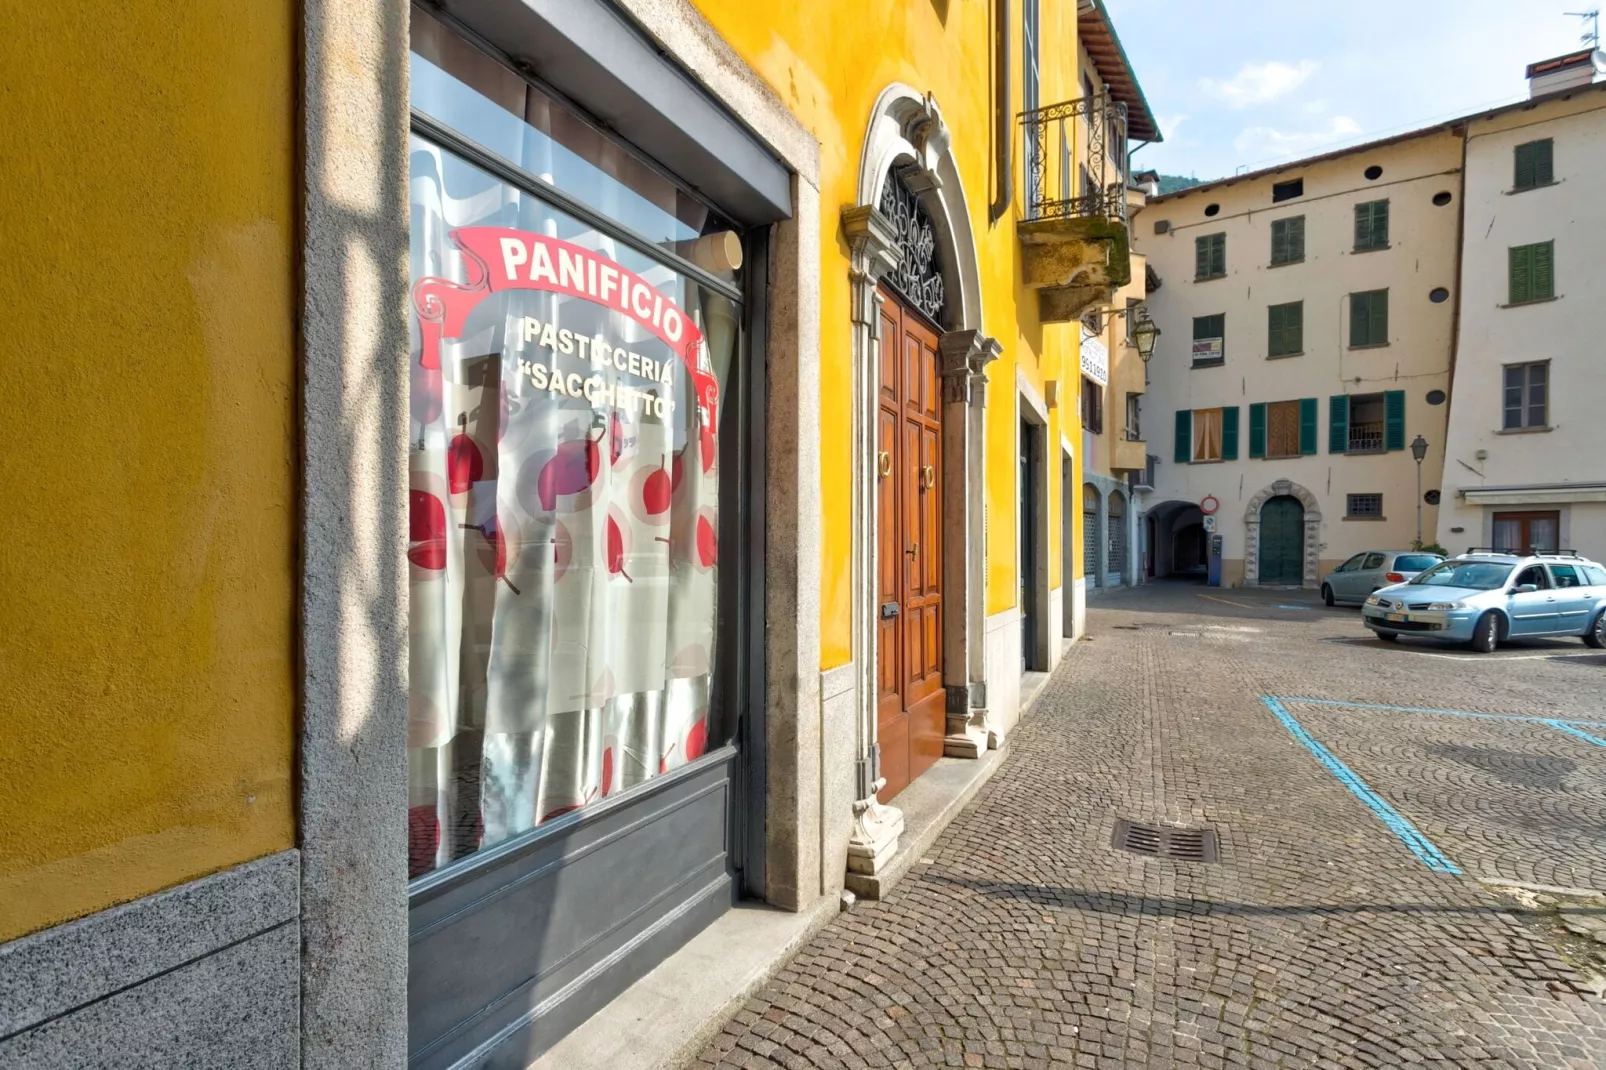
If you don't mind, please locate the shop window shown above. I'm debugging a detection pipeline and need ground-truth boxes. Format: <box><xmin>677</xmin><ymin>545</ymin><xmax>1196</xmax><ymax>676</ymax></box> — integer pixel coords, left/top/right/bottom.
<box><xmin>404</xmin><ymin>49</ymin><xmax>743</xmax><ymax>879</ymax></box>
<box><xmin>1503</xmin><ymin>361</ymin><xmax>1548</xmax><ymax>429</ymax></box>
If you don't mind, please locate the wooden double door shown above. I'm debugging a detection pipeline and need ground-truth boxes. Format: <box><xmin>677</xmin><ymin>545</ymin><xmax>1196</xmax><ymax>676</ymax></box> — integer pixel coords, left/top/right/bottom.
<box><xmin>876</xmin><ymin>286</ymin><xmax>945</xmax><ymax>802</ymax></box>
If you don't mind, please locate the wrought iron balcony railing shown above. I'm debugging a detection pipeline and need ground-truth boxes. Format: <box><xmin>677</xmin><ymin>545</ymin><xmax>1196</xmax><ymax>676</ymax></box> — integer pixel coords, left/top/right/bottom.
<box><xmin>1021</xmin><ymin>93</ymin><xmax>1129</xmax><ymax>224</ymax></box>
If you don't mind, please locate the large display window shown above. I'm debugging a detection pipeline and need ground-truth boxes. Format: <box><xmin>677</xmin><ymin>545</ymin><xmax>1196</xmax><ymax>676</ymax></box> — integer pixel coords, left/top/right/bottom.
<box><xmin>406</xmin><ymin>10</ymin><xmax>744</xmax><ymax>880</ymax></box>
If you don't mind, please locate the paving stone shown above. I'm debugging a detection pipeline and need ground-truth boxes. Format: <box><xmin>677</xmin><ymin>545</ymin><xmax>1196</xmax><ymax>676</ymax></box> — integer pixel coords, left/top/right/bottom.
<box><xmin>696</xmin><ymin>584</ymin><xmax>1606</xmax><ymax>1068</ymax></box>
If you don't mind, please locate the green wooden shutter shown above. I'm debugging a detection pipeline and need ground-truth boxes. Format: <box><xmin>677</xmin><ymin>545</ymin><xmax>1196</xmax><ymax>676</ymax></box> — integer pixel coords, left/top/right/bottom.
<box><xmin>1289</xmin><ymin>215</ymin><xmax>1304</xmax><ymax>261</ymax></box>
<box><xmin>1349</xmin><ymin>292</ymin><xmax>1369</xmax><ymax>346</ymax></box>
<box><xmin>1286</xmin><ymin>301</ymin><xmax>1303</xmax><ymax>353</ymax></box>
<box><xmin>1514</xmin><ymin>141</ymin><xmax>1535</xmax><ymax>190</ymax></box>
<box><xmin>1221</xmin><ymin>406</ymin><xmax>1240</xmax><ymax>461</ymax></box>
<box><xmin>1509</xmin><ymin>244</ymin><xmax>1532</xmax><ymax>304</ymax></box>
<box><xmin>1175</xmin><ymin>409</ymin><xmax>1192</xmax><ymax>463</ymax></box>
<box><xmin>1195</xmin><ymin>236</ymin><xmax>1209</xmax><ymax>279</ymax></box>
<box><xmin>1267</xmin><ymin>303</ymin><xmax>1284</xmax><ymax>356</ymax></box>
<box><xmin>1329</xmin><ymin>395</ymin><xmax>1349</xmax><ymax>453</ymax></box>
<box><xmin>1298</xmin><ymin>398</ymin><xmax>1318</xmax><ymax>455</ymax></box>
<box><xmin>1535</xmin><ymin>138</ymin><xmax>1554</xmax><ymax>185</ymax></box>
<box><xmin>1533</xmin><ymin>240</ymin><xmax>1555</xmax><ymax>299</ymax></box>
<box><xmin>1248</xmin><ymin>403</ymin><xmax>1267</xmax><ymax>459</ymax></box>
<box><xmin>1372</xmin><ymin>200</ymin><xmax>1389</xmax><ymax>246</ymax></box>
<box><xmin>1369</xmin><ymin>289</ymin><xmax>1388</xmax><ymax>345</ymax></box>
<box><xmin>1271</xmin><ymin>221</ymin><xmax>1287</xmax><ymax>265</ymax></box>
<box><xmin>1211</xmin><ymin>234</ymin><xmax>1226</xmax><ymax>276</ymax></box>
<box><xmin>1384</xmin><ymin>390</ymin><xmax>1406</xmax><ymax>451</ymax></box>
<box><xmin>1354</xmin><ymin>203</ymin><xmax>1370</xmax><ymax>249</ymax></box>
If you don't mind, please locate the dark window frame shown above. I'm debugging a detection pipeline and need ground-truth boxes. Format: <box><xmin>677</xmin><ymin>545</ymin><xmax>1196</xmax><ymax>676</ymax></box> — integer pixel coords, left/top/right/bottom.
<box><xmin>1353</xmin><ymin>198</ymin><xmax>1390</xmax><ymax>251</ymax></box>
<box><xmin>1502</xmin><ymin>360</ymin><xmax>1549</xmax><ymax>430</ymax></box>
<box><xmin>1270</xmin><ymin>215</ymin><xmax>1305</xmax><ymax>266</ymax></box>
<box><xmin>1195</xmin><ymin>232</ymin><xmax>1227</xmax><ymax>281</ymax></box>
<box><xmin>1081</xmin><ymin>374</ymin><xmax>1104</xmax><ymax>434</ymax></box>
<box><xmin>1272</xmin><ymin>177</ymin><xmax>1304</xmax><ymax>202</ymax></box>
<box><xmin>1346</xmin><ymin>493</ymin><xmax>1384</xmax><ymax>519</ymax></box>
<box><xmin>1192</xmin><ymin>312</ymin><xmax>1226</xmax><ymax>365</ymax></box>
<box><xmin>1267</xmin><ymin>300</ymin><xmax>1303</xmax><ymax>357</ymax></box>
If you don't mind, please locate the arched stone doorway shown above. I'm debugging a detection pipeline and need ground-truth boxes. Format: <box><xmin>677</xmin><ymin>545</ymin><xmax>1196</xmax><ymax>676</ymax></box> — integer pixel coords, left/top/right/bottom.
<box><xmin>1145</xmin><ymin>499</ymin><xmax>1203</xmax><ymax>578</ymax></box>
<box><xmin>842</xmin><ymin>85</ymin><xmax>996</xmax><ymax>886</ymax></box>
<box><xmin>1244</xmin><ymin>479</ymin><xmax>1323</xmax><ymax>588</ymax></box>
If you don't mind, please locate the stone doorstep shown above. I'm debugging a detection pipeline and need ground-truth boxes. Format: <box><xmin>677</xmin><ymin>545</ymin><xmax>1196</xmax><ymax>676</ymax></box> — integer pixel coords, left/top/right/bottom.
<box><xmin>528</xmin><ymin>896</ymin><xmax>838</xmax><ymax>1070</ymax></box>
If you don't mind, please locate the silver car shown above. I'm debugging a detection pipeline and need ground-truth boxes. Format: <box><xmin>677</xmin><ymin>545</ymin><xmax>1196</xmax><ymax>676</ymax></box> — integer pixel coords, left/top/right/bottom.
<box><xmin>1322</xmin><ymin>550</ymin><xmax>1445</xmax><ymax>606</ymax></box>
<box><xmin>1361</xmin><ymin>551</ymin><xmax>1606</xmax><ymax>652</ymax></box>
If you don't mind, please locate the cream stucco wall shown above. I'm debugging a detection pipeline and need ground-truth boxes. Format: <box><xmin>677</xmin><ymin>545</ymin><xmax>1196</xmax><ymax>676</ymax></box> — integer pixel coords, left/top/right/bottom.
<box><xmin>1437</xmin><ymin>86</ymin><xmax>1606</xmax><ymax>561</ymax></box>
<box><xmin>1133</xmin><ymin>131</ymin><xmax>1460</xmax><ymax>583</ymax></box>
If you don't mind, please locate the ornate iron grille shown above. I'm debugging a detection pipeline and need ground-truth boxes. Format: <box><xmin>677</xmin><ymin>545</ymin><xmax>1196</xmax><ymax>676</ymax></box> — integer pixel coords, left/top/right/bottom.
<box><xmin>1020</xmin><ymin>93</ymin><xmax>1129</xmax><ymax>224</ymax></box>
<box><xmin>879</xmin><ymin>166</ymin><xmax>946</xmax><ymax>323</ymax></box>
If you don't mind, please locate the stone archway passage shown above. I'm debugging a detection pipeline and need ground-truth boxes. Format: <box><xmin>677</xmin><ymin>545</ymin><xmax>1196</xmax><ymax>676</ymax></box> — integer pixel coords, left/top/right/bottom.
<box><xmin>1258</xmin><ymin>496</ymin><xmax>1305</xmax><ymax>585</ymax></box>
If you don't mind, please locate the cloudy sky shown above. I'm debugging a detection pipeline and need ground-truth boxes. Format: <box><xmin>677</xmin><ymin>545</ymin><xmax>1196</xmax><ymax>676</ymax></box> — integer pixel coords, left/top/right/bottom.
<box><xmin>1104</xmin><ymin>1</ymin><xmax>1597</xmax><ymax>180</ymax></box>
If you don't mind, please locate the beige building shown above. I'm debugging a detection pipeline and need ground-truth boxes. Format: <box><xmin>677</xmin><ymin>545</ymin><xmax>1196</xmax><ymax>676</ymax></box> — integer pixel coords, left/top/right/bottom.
<box><xmin>1132</xmin><ymin>130</ymin><xmax>1461</xmax><ymax>587</ymax></box>
<box><xmin>1438</xmin><ymin>55</ymin><xmax>1606</xmax><ymax>559</ymax></box>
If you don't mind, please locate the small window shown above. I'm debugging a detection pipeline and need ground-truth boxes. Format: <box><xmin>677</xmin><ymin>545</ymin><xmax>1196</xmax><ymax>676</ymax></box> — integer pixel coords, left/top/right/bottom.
<box><xmin>1204</xmin><ymin>203</ymin><xmax>1221</xmax><ymax>217</ymax></box>
<box><xmin>1270</xmin><ymin>216</ymin><xmax>1305</xmax><ymax>265</ymax></box>
<box><xmin>1272</xmin><ymin>178</ymin><xmax>1303</xmax><ymax>202</ymax></box>
<box><xmin>1508</xmin><ymin>240</ymin><xmax>1555</xmax><ymax>304</ymax></box>
<box><xmin>1354</xmin><ymin>199</ymin><xmax>1389</xmax><ymax>251</ymax></box>
<box><xmin>1267</xmin><ymin>301</ymin><xmax>1303</xmax><ymax>357</ymax></box>
<box><xmin>1348</xmin><ymin>495</ymin><xmax>1384</xmax><ymax>519</ymax></box>
<box><xmin>1426</xmin><ymin>390</ymin><xmax>1446</xmax><ymax>405</ymax></box>
<box><xmin>1125</xmin><ymin>392</ymin><xmax>1141</xmax><ymax>440</ymax></box>
<box><xmin>1081</xmin><ymin>375</ymin><xmax>1104</xmax><ymax>434</ymax></box>
<box><xmin>1192</xmin><ymin>313</ymin><xmax>1226</xmax><ymax>364</ymax></box>
<box><xmin>1429</xmin><ymin>287</ymin><xmax>1450</xmax><ymax>303</ymax></box>
<box><xmin>1503</xmin><ymin>361</ymin><xmax>1548</xmax><ymax>430</ymax></box>
<box><xmin>1153</xmin><ymin>219</ymin><xmax>1171</xmax><ymax>235</ymax></box>
<box><xmin>1192</xmin><ymin>407</ymin><xmax>1223</xmax><ymax>462</ymax></box>
<box><xmin>1195</xmin><ymin>232</ymin><xmax>1227</xmax><ymax>280</ymax></box>
<box><xmin>1432</xmin><ymin>191</ymin><xmax>1453</xmax><ymax>206</ymax></box>
<box><xmin>1349</xmin><ymin>289</ymin><xmax>1389</xmax><ymax>347</ymax></box>
<box><xmin>1513</xmin><ymin>138</ymin><xmax>1554</xmax><ymax>191</ymax></box>
<box><xmin>1364</xmin><ymin>165</ymin><xmax>1383</xmax><ymax>181</ymax></box>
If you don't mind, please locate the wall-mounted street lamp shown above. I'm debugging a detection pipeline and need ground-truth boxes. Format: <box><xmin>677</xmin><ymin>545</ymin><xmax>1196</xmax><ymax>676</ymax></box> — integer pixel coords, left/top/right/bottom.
<box><xmin>1131</xmin><ymin>308</ymin><xmax>1161</xmax><ymax>363</ymax></box>
<box><xmin>1411</xmin><ymin>434</ymin><xmax>1429</xmax><ymax>545</ymax></box>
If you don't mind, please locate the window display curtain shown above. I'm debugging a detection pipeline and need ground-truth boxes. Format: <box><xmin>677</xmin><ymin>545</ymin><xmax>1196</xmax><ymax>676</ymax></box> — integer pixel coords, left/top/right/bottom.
<box><xmin>406</xmin><ymin>139</ymin><xmax>734</xmax><ymax>879</ymax></box>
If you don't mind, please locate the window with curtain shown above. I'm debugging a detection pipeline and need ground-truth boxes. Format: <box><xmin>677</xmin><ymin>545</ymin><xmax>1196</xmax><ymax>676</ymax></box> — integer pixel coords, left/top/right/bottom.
<box><xmin>1192</xmin><ymin>408</ymin><xmax>1223</xmax><ymax>462</ymax></box>
<box><xmin>1493</xmin><ymin>511</ymin><xmax>1559</xmax><ymax>553</ymax></box>
<box><xmin>406</xmin><ymin>14</ymin><xmax>741</xmax><ymax>880</ymax></box>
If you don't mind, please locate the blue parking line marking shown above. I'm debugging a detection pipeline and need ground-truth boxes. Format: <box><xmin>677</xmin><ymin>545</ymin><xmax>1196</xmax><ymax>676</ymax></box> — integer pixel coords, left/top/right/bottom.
<box><xmin>1272</xmin><ymin>696</ymin><xmax>1606</xmax><ymax>728</ymax></box>
<box><xmin>1542</xmin><ymin>720</ymin><xmax>1606</xmax><ymax>749</ymax></box>
<box><xmin>1260</xmin><ymin>697</ymin><xmax>1462</xmax><ymax>874</ymax></box>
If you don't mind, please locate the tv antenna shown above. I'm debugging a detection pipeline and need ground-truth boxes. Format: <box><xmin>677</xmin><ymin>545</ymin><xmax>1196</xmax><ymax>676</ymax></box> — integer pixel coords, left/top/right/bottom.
<box><xmin>1566</xmin><ymin>8</ymin><xmax>1601</xmax><ymax>48</ymax></box>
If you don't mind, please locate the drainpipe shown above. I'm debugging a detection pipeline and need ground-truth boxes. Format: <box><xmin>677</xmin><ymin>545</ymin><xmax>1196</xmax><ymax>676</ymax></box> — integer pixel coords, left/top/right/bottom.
<box><xmin>989</xmin><ymin>0</ymin><xmax>1011</xmax><ymax>222</ymax></box>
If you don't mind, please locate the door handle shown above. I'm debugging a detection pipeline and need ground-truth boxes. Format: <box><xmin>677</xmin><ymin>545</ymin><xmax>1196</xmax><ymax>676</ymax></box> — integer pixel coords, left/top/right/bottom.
<box><xmin>877</xmin><ymin>452</ymin><xmax>892</xmax><ymax>479</ymax></box>
<box><xmin>919</xmin><ymin>465</ymin><xmax>935</xmax><ymax>491</ymax></box>
<box><xmin>906</xmin><ymin>542</ymin><xmax>918</xmax><ymax>558</ymax></box>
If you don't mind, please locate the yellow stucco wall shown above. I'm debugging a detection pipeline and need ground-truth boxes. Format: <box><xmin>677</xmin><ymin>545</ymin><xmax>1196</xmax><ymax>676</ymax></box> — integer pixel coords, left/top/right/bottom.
<box><xmin>690</xmin><ymin>0</ymin><xmax>1088</xmax><ymax>663</ymax></box>
<box><xmin>0</xmin><ymin>2</ymin><xmax>297</xmax><ymax>942</ymax></box>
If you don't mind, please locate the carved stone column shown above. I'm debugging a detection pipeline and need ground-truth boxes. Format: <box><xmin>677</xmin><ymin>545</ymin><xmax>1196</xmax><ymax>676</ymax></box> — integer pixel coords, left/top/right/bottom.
<box><xmin>841</xmin><ymin>204</ymin><xmax>904</xmax><ymax>881</ymax></box>
<box><xmin>938</xmin><ymin>330</ymin><xmax>1001</xmax><ymax>757</ymax></box>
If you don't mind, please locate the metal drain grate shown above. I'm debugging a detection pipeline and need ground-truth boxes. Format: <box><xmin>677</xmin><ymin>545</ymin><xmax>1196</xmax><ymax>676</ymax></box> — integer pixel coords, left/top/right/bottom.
<box><xmin>1113</xmin><ymin>819</ymin><xmax>1220</xmax><ymax>862</ymax></box>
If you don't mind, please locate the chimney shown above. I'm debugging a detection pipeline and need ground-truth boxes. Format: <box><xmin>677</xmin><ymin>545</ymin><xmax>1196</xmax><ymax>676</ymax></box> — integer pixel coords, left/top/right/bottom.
<box><xmin>1526</xmin><ymin>50</ymin><xmax>1599</xmax><ymax>98</ymax></box>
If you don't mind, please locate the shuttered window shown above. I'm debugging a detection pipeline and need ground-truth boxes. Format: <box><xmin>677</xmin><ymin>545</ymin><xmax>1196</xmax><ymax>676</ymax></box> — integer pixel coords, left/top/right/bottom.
<box><xmin>1513</xmin><ymin>139</ymin><xmax>1554</xmax><ymax>191</ymax></box>
<box><xmin>1354</xmin><ymin>199</ymin><xmax>1389</xmax><ymax>251</ymax></box>
<box><xmin>1349</xmin><ymin>289</ymin><xmax>1388</xmax><ymax>347</ymax></box>
<box><xmin>1249</xmin><ymin>399</ymin><xmax>1316</xmax><ymax>460</ymax></box>
<box><xmin>1298</xmin><ymin>397</ymin><xmax>1318</xmax><ymax>455</ymax></box>
<box><xmin>1195</xmin><ymin>232</ymin><xmax>1226</xmax><ymax>280</ymax></box>
<box><xmin>1331</xmin><ymin>391</ymin><xmax>1404</xmax><ymax>452</ymax></box>
<box><xmin>1192</xmin><ymin>313</ymin><xmax>1226</xmax><ymax>364</ymax></box>
<box><xmin>1267</xmin><ymin>301</ymin><xmax>1303</xmax><ymax>357</ymax></box>
<box><xmin>1270</xmin><ymin>216</ymin><xmax>1304</xmax><ymax>265</ymax></box>
<box><xmin>1174</xmin><ymin>409</ymin><xmax>1192</xmax><ymax>463</ymax></box>
<box><xmin>1508</xmin><ymin>241</ymin><xmax>1555</xmax><ymax>304</ymax></box>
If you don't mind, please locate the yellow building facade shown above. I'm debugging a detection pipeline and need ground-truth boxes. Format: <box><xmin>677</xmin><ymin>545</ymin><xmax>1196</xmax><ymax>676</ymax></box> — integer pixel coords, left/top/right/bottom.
<box><xmin>0</xmin><ymin>1</ymin><xmax>1155</xmax><ymax>1066</ymax></box>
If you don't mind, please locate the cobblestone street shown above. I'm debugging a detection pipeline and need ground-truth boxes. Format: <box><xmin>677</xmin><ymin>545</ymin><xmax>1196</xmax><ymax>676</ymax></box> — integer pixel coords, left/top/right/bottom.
<box><xmin>696</xmin><ymin>583</ymin><xmax>1606</xmax><ymax>1069</ymax></box>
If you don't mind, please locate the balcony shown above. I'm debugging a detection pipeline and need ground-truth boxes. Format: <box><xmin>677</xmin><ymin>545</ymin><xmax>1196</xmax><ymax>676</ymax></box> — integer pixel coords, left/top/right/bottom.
<box><xmin>1127</xmin><ymin>455</ymin><xmax>1158</xmax><ymax>494</ymax></box>
<box><xmin>1018</xmin><ymin>93</ymin><xmax>1132</xmax><ymax>324</ymax></box>
<box><xmin>1114</xmin><ymin>431</ymin><xmax>1148</xmax><ymax>473</ymax></box>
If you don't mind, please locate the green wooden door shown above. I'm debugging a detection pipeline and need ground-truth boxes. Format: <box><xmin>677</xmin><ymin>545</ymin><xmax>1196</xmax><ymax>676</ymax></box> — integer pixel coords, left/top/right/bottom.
<box><xmin>1258</xmin><ymin>496</ymin><xmax>1304</xmax><ymax>585</ymax></box>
